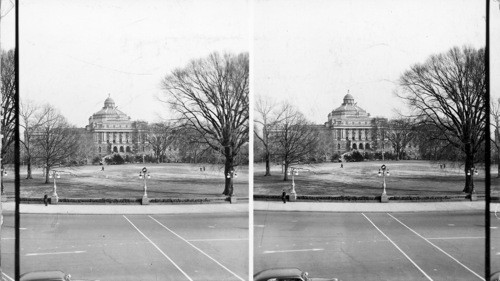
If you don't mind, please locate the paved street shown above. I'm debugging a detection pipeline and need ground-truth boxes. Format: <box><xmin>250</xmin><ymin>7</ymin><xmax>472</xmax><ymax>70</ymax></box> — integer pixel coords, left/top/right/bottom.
<box><xmin>255</xmin><ymin>210</ymin><xmax>486</xmax><ymax>281</ymax></box>
<box><xmin>14</xmin><ymin>213</ymin><xmax>248</xmax><ymax>281</ymax></box>
<box><xmin>491</xmin><ymin>211</ymin><xmax>500</xmax><ymax>274</ymax></box>
<box><xmin>1</xmin><ymin>211</ymin><xmax>15</xmax><ymax>281</ymax></box>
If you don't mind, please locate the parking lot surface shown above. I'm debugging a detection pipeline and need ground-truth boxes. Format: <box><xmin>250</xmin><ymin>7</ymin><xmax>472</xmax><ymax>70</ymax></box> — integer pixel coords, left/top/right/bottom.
<box><xmin>255</xmin><ymin>210</ymin><xmax>486</xmax><ymax>281</ymax></box>
<box><xmin>15</xmin><ymin>212</ymin><xmax>248</xmax><ymax>281</ymax></box>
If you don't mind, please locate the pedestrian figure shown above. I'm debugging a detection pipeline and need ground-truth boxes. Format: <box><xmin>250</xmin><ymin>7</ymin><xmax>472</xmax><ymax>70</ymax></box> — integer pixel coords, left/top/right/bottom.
<box><xmin>281</xmin><ymin>189</ymin><xmax>287</xmax><ymax>204</ymax></box>
<box><xmin>203</xmin><ymin>166</ymin><xmax>205</xmax><ymax>171</ymax></box>
<box><xmin>43</xmin><ymin>194</ymin><xmax>48</xmax><ymax>206</ymax></box>
<box><xmin>341</xmin><ymin>163</ymin><xmax>343</xmax><ymax>168</ymax></box>
<box><xmin>101</xmin><ymin>166</ymin><xmax>104</xmax><ymax>171</ymax></box>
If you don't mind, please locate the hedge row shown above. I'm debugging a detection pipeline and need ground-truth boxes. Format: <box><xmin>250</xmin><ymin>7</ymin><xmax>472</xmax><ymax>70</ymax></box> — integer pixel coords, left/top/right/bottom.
<box><xmin>254</xmin><ymin>194</ymin><xmax>477</xmax><ymax>202</ymax></box>
<box><xmin>19</xmin><ymin>197</ymin><xmax>247</xmax><ymax>204</ymax></box>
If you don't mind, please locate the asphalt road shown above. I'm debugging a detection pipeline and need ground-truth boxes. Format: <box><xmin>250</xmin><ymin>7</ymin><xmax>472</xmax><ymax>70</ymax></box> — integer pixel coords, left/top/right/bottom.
<box><xmin>13</xmin><ymin>213</ymin><xmax>248</xmax><ymax>281</ymax></box>
<box><xmin>254</xmin><ymin>210</ymin><xmax>486</xmax><ymax>281</ymax></box>
<box><xmin>491</xmin><ymin>211</ymin><xmax>500</xmax><ymax>275</ymax></box>
<box><xmin>1</xmin><ymin>211</ymin><xmax>15</xmax><ymax>281</ymax></box>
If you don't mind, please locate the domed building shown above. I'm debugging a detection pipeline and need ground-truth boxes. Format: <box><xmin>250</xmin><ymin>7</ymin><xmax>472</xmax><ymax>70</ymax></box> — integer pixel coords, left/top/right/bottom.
<box><xmin>86</xmin><ymin>95</ymin><xmax>151</xmax><ymax>158</ymax></box>
<box><xmin>324</xmin><ymin>92</ymin><xmax>388</xmax><ymax>154</ymax></box>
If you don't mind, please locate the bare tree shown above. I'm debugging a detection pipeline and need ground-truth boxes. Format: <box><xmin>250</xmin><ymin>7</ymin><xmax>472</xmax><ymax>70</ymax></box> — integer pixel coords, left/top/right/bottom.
<box><xmin>148</xmin><ymin>122</ymin><xmax>175</xmax><ymax>163</ymax></box>
<box><xmin>20</xmin><ymin>99</ymin><xmax>50</xmax><ymax>179</ymax></box>
<box><xmin>398</xmin><ymin>46</ymin><xmax>486</xmax><ymax>194</ymax></box>
<box><xmin>254</xmin><ymin>96</ymin><xmax>289</xmax><ymax>176</ymax></box>
<box><xmin>31</xmin><ymin>105</ymin><xmax>80</xmax><ymax>183</ymax></box>
<box><xmin>272</xmin><ymin>104</ymin><xmax>319</xmax><ymax>181</ymax></box>
<box><xmin>161</xmin><ymin>52</ymin><xmax>249</xmax><ymax>196</ymax></box>
<box><xmin>0</xmin><ymin>49</ymin><xmax>15</xmax><ymax>193</ymax></box>
<box><xmin>491</xmin><ymin>98</ymin><xmax>500</xmax><ymax>177</ymax></box>
<box><xmin>386</xmin><ymin>118</ymin><xmax>416</xmax><ymax>160</ymax></box>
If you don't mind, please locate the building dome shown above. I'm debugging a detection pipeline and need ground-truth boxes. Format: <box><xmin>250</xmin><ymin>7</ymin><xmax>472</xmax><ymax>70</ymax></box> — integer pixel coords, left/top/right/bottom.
<box><xmin>89</xmin><ymin>95</ymin><xmax>131</xmax><ymax>122</ymax></box>
<box><xmin>104</xmin><ymin>96</ymin><xmax>115</xmax><ymax>108</ymax></box>
<box><xmin>331</xmin><ymin>93</ymin><xmax>368</xmax><ymax>117</ymax></box>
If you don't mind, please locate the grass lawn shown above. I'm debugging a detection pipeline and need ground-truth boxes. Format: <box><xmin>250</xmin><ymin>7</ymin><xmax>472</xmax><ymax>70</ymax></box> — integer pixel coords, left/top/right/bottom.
<box><xmin>3</xmin><ymin>163</ymin><xmax>248</xmax><ymax>199</ymax></box>
<box><xmin>254</xmin><ymin>160</ymin><xmax>492</xmax><ymax>197</ymax></box>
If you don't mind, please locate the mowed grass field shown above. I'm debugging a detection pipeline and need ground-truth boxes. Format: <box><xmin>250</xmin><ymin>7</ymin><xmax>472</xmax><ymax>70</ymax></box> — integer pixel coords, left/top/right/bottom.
<box><xmin>3</xmin><ymin>163</ymin><xmax>249</xmax><ymax>199</ymax></box>
<box><xmin>254</xmin><ymin>160</ymin><xmax>495</xmax><ymax>196</ymax></box>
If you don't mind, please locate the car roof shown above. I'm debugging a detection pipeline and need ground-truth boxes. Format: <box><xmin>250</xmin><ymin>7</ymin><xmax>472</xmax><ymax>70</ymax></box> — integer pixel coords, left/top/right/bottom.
<box><xmin>254</xmin><ymin>268</ymin><xmax>303</xmax><ymax>281</ymax></box>
<box><xmin>20</xmin><ymin>270</ymin><xmax>66</xmax><ymax>281</ymax></box>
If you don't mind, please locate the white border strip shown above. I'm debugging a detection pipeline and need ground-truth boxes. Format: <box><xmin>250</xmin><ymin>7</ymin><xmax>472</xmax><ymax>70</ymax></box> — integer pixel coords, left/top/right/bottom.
<box><xmin>387</xmin><ymin>213</ymin><xmax>484</xmax><ymax>281</ymax></box>
<box><xmin>149</xmin><ymin>215</ymin><xmax>246</xmax><ymax>281</ymax></box>
<box><xmin>362</xmin><ymin>213</ymin><xmax>433</xmax><ymax>281</ymax></box>
<box><xmin>123</xmin><ymin>215</ymin><xmax>192</xmax><ymax>281</ymax></box>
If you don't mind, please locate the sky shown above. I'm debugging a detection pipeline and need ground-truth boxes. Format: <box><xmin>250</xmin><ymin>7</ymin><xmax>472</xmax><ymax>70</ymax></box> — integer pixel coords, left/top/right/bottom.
<box><xmin>1</xmin><ymin>0</ymin><xmax>498</xmax><ymax>126</ymax></box>
<box><xmin>254</xmin><ymin>0</ymin><xmax>490</xmax><ymax>124</ymax></box>
<box><xmin>18</xmin><ymin>0</ymin><xmax>249</xmax><ymax>127</ymax></box>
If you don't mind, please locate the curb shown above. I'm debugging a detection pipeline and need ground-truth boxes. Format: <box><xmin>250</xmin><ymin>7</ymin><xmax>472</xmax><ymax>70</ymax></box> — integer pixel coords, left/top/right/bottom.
<box><xmin>254</xmin><ymin>201</ymin><xmax>496</xmax><ymax>213</ymax></box>
<box><xmin>1</xmin><ymin>202</ymin><xmax>249</xmax><ymax>215</ymax></box>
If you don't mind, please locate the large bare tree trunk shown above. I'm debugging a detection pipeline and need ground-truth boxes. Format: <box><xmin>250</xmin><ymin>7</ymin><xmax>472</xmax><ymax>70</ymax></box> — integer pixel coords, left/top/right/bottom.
<box><xmin>222</xmin><ymin>146</ymin><xmax>234</xmax><ymax>196</ymax></box>
<box><xmin>283</xmin><ymin>162</ymin><xmax>289</xmax><ymax>181</ymax></box>
<box><xmin>45</xmin><ymin>166</ymin><xmax>50</xmax><ymax>184</ymax></box>
<box><xmin>463</xmin><ymin>143</ymin><xmax>474</xmax><ymax>194</ymax></box>
<box><xmin>26</xmin><ymin>156</ymin><xmax>33</xmax><ymax>179</ymax></box>
<box><xmin>264</xmin><ymin>151</ymin><xmax>271</xmax><ymax>176</ymax></box>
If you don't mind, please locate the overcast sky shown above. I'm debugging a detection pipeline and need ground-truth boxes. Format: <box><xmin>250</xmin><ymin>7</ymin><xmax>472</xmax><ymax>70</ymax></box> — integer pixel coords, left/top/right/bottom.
<box><xmin>255</xmin><ymin>0</ymin><xmax>491</xmax><ymax>124</ymax></box>
<box><xmin>18</xmin><ymin>0</ymin><xmax>249</xmax><ymax>127</ymax></box>
<box><xmin>1</xmin><ymin>0</ymin><xmax>498</xmax><ymax>126</ymax></box>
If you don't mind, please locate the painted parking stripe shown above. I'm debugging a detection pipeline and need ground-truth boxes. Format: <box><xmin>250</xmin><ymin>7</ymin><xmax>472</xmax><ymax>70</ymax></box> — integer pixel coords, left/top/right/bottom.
<box><xmin>187</xmin><ymin>238</ymin><xmax>248</xmax><ymax>242</ymax></box>
<box><xmin>2</xmin><ymin>273</ymin><xmax>14</xmax><ymax>281</ymax></box>
<box><xmin>426</xmin><ymin>236</ymin><xmax>484</xmax><ymax>240</ymax></box>
<box><xmin>263</xmin><ymin>248</ymin><xmax>323</xmax><ymax>254</ymax></box>
<box><xmin>387</xmin><ymin>213</ymin><xmax>484</xmax><ymax>281</ymax></box>
<box><xmin>26</xmin><ymin>250</ymin><xmax>86</xmax><ymax>256</ymax></box>
<box><xmin>123</xmin><ymin>215</ymin><xmax>192</xmax><ymax>281</ymax></box>
<box><xmin>362</xmin><ymin>213</ymin><xmax>434</xmax><ymax>281</ymax></box>
<box><xmin>149</xmin><ymin>215</ymin><xmax>246</xmax><ymax>281</ymax></box>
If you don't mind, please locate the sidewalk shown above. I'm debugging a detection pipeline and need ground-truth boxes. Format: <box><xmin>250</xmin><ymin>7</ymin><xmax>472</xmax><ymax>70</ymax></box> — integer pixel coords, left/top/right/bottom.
<box><xmin>254</xmin><ymin>201</ymin><xmax>498</xmax><ymax>213</ymax></box>
<box><xmin>1</xmin><ymin>202</ymin><xmax>248</xmax><ymax>214</ymax></box>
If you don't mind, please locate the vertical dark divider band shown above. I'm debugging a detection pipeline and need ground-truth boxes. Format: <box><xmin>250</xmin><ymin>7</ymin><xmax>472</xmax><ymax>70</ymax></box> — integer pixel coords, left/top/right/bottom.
<box><xmin>14</xmin><ymin>0</ymin><xmax>20</xmax><ymax>279</ymax></box>
<box><xmin>485</xmin><ymin>0</ymin><xmax>491</xmax><ymax>279</ymax></box>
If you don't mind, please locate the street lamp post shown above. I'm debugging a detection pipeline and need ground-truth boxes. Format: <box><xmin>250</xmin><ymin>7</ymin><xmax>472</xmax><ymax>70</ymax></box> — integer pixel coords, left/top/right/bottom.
<box><xmin>287</xmin><ymin>167</ymin><xmax>299</xmax><ymax>201</ymax></box>
<box><xmin>226</xmin><ymin>170</ymin><xmax>237</xmax><ymax>203</ymax></box>
<box><xmin>139</xmin><ymin>167</ymin><xmax>151</xmax><ymax>205</ymax></box>
<box><xmin>467</xmin><ymin>166</ymin><xmax>478</xmax><ymax>201</ymax></box>
<box><xmin>378</xmin><ymin>164</ymin><xmax>390</xmax><ymax>203</ymax></box>
<box><xmin>49</xmin><ymin>170</ymin><xmax>61</xmax><ymax>204</ymax></box>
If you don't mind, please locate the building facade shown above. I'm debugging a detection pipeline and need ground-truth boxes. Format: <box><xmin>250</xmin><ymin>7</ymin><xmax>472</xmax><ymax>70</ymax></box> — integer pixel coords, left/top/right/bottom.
<box><xmin>85</xmin><ymin>96</ymin><xmax>151</xmax><ymax>158</ymax></box>
<box><xmin>322</xmin><ymin>92</ymin><xmax>419</xmax><ymax>158</ymax></box>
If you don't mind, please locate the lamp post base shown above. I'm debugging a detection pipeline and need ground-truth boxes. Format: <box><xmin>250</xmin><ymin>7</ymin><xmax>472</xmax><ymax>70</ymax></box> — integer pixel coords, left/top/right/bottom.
<box><xmin>51</xmin><ymin>195</ymin><xmax>59</xmax><ymax>204</ymax></box>
<box><xmin>229</xmin><ymin>195</ymin><xmax>237</xmax><ymax>204</ymax></box>
<box><xmin>289</xmin><ymin>192</ymin><xmax>297</xmax><ymax>202</ymax></box>
<box><xmin>380</xmin><ymin>193</ymin><xmax>389</xmax><ymax>203</ymax></box>
<box><xmin>141</xmin><ymin>196</ymin><xmax>150</xmax><ymax>205</ymax></box>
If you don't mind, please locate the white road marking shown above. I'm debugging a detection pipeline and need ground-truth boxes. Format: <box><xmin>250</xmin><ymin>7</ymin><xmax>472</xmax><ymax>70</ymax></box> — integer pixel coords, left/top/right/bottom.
<box><xmin>26</xmin><ymin>250</ymin><xmax>86</xmax><ymax>256</ymax></box>
<box><xmin>496</xmin><ymin>252</ymin><xmax>500</xmax><ymax>256</ymax></box>
<box><xmin>263</xmin><ymin>248</ymin><xmax>323</xmax><ymax>254</ymax></box>
<box><xmin>254</xmin><ymin>225</ymin><xmax>265</xmax><ymax>227</ymax></box>
<box><xmin>448</xmin><ymin>224</ymin><xmax>455</xmax><ymax>226</ymax></box>
<box><xmin>149</xmin><ymin>215</ymin><xmax>245</xmax><ymax>281</ymax></box>
<box><xmin>491</xmin><ymin>227</ymin><xmax>498</xmax><ymax>229</ymax></box>
<box><xmin>187</xmin><ymin>238</ymin><xmax>248</xmax><ymax>242</ymax></box>
<box><xmin>387</xmin><ymin>213</ymin><xmax>484</xmax><ymax>281</ymax></box>
<box><xmin>1</xmin><ymin>238</ymin><xmax>14</xmax><ymax>240</ymax></box>
<box><xmin>2</xmin><ymin>272</ymin><xmax>14</xmax><ymax>281</ymax></box>
<box><xmin>362</xmin><ymin>213</ymin><xmax>434</xmax><ymax>281</ymax></box>
<box><xmin>123</xmin><ymin>215</ymin><xmax>192</xmax><ymax>281</ymax></box>
<box><xmin>426</xmin><ymin>237</ymin><xmax>484</xmax><ymax>240</ymax></box>
<box><xmin>20</xmin><ymin>228</ymin><xmax>27</xmax><ymax>230</ymax></box>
